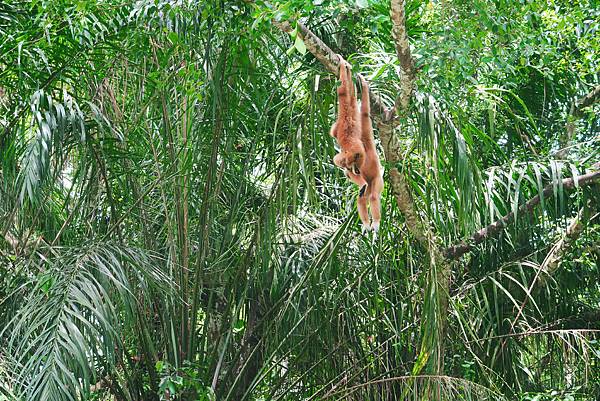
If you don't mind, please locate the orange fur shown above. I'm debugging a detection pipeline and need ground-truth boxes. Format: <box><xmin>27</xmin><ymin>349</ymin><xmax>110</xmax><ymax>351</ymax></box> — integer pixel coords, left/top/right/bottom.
<box><xmin>330</xmin><ymin>58</ymin><xmax>365</xmax><ymax>174</ymax></box>
<box><xmin>357</xmin><ymin>75</ymin><xmax>384</xmax><ymax>233</ymax></box>
<box><xmin>331</xmin><ymin>57</ymin><xmax>384</xmax><ymax>233</ymax></box>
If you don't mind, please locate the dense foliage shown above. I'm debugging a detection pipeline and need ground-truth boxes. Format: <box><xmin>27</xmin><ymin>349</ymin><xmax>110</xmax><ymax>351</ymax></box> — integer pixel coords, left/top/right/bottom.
<box><xmin>0</xmin><ymin>0</ymin><xmax>598</xmax><ymax>400</ymax></box>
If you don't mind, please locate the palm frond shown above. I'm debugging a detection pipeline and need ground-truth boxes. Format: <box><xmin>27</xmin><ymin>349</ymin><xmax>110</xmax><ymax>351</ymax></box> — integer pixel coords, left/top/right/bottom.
<box><xmin>1</xmin><ymin>243</ymin><xmax>171</xmax><ymax>401</ymax></box>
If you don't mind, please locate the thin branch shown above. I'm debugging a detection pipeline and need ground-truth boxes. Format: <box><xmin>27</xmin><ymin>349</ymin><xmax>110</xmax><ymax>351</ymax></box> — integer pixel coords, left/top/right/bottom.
<box><xmin>445</xmin><ymin>164</ymin><xmax>600</xmax><ymax>260</ymax></box>
<box><xmin>573</xmin><ymin>84</ymin><xmax>600</xmax><ymax>117</ymax></box>
<box><xmin>273</xmin><ymin>20</ymin><xmax>390</xmax><ymax>119</ymax></box>
<box><xmin>556</xmin><ymin>84</ymin><xmax>600</xmax><ymax>157</ymax></box>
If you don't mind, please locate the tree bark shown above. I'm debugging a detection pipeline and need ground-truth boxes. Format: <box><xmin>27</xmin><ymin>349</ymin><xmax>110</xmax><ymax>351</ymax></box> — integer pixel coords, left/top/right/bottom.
<box><xmin>444</xmin><ymin>165</ymin><xmax>600</xmax><ymax>260</ymax></box>
<box><xmin>537</xmin><ymin>206</ymin><xmax>587</xmax><ymax>285</ymax></box>
<box><xmin>388</xmin><ymin>2</ymin><xmax>451</xmax><ymax>380</ymax></box>
<box><xmin>390</xmin><ymin>0</ymin><xmax>416</xmax><ymax>114</ymax></box>
<box><xmin>556</xmin><ymin>84</ymin><xmax>600</xmax><ymax>157</ymax></box>
<box><xmin>572</xmin><ymin>84</ymin><xmax>600</xmax><ymax>116</ymax></box>
<box><xmin>273</xmin><ymin>20</ymin><xmax>390</xmax><ymax>118</ymax></box>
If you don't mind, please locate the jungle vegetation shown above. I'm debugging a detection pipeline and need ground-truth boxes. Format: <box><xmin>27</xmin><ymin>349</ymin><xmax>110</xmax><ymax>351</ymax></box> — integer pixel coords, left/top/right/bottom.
<box><xmin>0</xmin><ymin>0</ymin><xmax>599</xmax><ymax>400</ymax></box>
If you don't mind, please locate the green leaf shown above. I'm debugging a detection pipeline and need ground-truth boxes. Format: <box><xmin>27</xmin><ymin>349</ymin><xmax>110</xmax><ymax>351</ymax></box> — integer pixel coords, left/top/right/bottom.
<box><xmin>233</xmin><ymin>319</ymin><xmax>246</xmax><ymax>333</ymax></box>
<box><xmin>167</xmin><ymin>31</ymin><xmax>178</xmax><ymax>44</ymax></box>
<box><xmin>294</xmin><ymin>35</ymin><xmax>307</xmax><ymax>55</ymax></box>
<box><xmin>168</xmin><ymin>382</ymin><xmax>176</xmax><ymax>396</ymax></box>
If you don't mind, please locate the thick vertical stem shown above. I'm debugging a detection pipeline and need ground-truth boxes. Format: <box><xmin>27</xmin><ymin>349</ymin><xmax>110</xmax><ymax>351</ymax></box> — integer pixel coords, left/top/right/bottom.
<box><xmin>388</xmin><ymin>0</ymin><xmax>449</xmax><ymax>377</ymax></box>
<box><xmin>390</xmin><ymin>0</ymin><xmax>416</xmax><ymax>113</ymax></box>
<box><xmin>179</xmin><ymin>92</ymin><xmax>192</xmax><ymax>367</ymax></box>
<box><xmin>378</xmin><ymin>122</ymin><xmax>427</xmax><ymax>245</ymax></box>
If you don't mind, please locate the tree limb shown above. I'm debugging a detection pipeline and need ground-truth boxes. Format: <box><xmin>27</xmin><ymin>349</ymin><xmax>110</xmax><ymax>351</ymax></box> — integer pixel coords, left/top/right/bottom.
<box><xmin>388</xmin><ymin>1</ymin><xmax>449</xmax><ymax>378</ymax></box>
<box><xmin>378</xmin><ymin>123</ymin><xmax>428</xmax><ymax>245</ymax></box>
<box><xmin>537</xmin><ymin>205</ymin><xmax>589</xmax><ymax>285</ymax></box>
<box><xmin>556</xmin><ymin>84</ymin><xmax>600</xmax><ymax>157</ymax></box>
<box><xmin>273</xmin><ymin>20</ymin><xmax>390</xmax><ymax>119</ymax></box>
<box><xmin>444</xmin><ymin>165</ymin><xmax>600</xmax><ymax>260</ymax></box>
<box><xmin>573</xmin><ymin>84</ymin><xmax>600</xmax><ymax>117</ymax></box>
<box><xmin>390</xmin><ymin>0</ymin><xmax>416</xmax><ymax>113</ymax></box>
<box><xmin>380</xmin><ymin>0</ymin><xmax>432</xmax><ymax>246</ymax></box>
<box><xmin>503</xmin><ymin>204</ymin><xmax>594</xmax><ymax>347</ymax></box>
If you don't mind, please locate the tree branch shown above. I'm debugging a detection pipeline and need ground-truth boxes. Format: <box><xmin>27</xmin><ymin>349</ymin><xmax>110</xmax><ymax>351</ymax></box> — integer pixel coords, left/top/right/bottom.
<box><xmin>573</xmin><ymin>84</ymin><xmax>600</xmax><ymax>117</ymax></box>
<box><xmin>556</xmin><ymin>84</ymin><xmax>600</xmax><ymax>157</ymax></box>
<box><xmin>444</xmin><ymin>165</ymin><xmax>600</xmax><ymax>260</ymax></box>
<box><xmin>377</xmin><ymin>123</ymin><xmax>428</xmax><ymax>245</ymax></box>
<box><xmin>390</xmin><ymin>0</ymin><xmax>416</xmax><ymax>113</ymax></box>
<box><xmin>537</xmin><ymin>205</ymin><xmax>589</xmax><ymax>285</ymax></box>
<box><xmin>503</xmin><ymin>204</ymin><xmax>594</xmax><ymax>346</ymax></box>
<box><xmin>274</xmin><ymin>20</ymin><xmax>390</xmax><ymax>119</ymax></box>
<box><xmin>380</xmin><ymin>0</ymin><xmax>433</xmax><ymax>246</ymax></box>
<box><xmin>388</xmin><ymin>1</ymin><xmax>449</xmax><ymax>377</ymax></box>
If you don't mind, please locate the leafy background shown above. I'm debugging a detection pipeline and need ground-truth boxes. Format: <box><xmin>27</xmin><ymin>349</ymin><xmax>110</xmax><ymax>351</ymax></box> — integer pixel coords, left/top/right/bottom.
<box><xmin>0</xmin><ymin>0</ymin><xmax>598</xmax><ymax>400</ymax></box>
